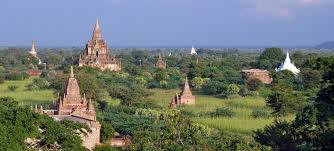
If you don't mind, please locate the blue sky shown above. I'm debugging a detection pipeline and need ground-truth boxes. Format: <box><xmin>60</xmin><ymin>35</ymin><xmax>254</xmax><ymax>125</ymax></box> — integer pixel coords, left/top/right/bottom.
<box><xmin>0</xmin><ymin>0</ymin><xmax>333</xmax><ymax>47</ymax></box>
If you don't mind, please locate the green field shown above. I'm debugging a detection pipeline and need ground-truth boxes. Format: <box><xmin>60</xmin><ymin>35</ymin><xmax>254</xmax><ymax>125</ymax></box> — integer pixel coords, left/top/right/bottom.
<box><xmin>148</xmin><ymin>89</ymin><xmax>295</xmax><ymax>135</ymax></box>
<box><xmin>0</xmin><ymin>78</ymin><xmax>55</xmax><ymax>106</ymax></box>
<box><xmin>0</xmin><ymin>80</ymin><xmax>294</xmax><ymax>135</ymax></box>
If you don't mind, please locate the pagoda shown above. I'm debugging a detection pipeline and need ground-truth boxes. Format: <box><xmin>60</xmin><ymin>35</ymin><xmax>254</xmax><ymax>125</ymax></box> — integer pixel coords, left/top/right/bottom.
<box><xmin>37</xmin><ymin>66</ymin><xmax>101</xmax><ymax>150</ymax></box>
<box><xmin>190</xmin><ymin>46</ymin><xmax>197</xmax><ymax>55</ymax></box>
<box><xmin>79</xmin><ymin>19</ymin><xmax>121</xmax><ymax>71</ymax></box>
<box><xmin>29</xmin><ymin>40</ymin><xmax>42</xmax><ymax>64</ymax></box>
<box><xmin>275</xmin><ymin>52</ymin><xmax>300</xmax><ymax>75</ymax></box>
<box><xmin>170</xmin><ymin>78</ymin><xmax>196</xmax><ymax>108</ymax></box>
<box><xmin>155</xmin><ymin>53</ymin><xmax>166</xmax><ymax>69</ymax></box>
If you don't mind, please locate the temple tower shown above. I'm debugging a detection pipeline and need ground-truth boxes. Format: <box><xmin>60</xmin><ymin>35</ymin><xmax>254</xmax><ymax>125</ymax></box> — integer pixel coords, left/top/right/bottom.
<box><xmin>79</xmin><ymin>19</ymin><xmax>121</xmax><ymax>71</ymax></box>
<box><xmin>155</xmin><ymin>53</ymin><xmax>166</xmax><ymax>69</ymax></box>
<box><xmin>170</xmin><ymin>77</ymin><xmax>196</xmax><ymax>108</ymax></box>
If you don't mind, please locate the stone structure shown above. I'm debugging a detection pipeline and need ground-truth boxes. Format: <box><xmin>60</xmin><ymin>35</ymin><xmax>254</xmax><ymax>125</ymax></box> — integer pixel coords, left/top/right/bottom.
<box><xmin>25</xmin><ymin>69</ymin><xmax>42</xmax><ymax>77</ymax></box>
<box><xmin>275</xmin><ymin>51</ymin><xmax>300</xmax><ymax>75</ymax></box>
<box><xmin>79</xmin><ymin>19</ymin><xmax>121</xmax><ymax>71</ymax></box>
<box><xmin>241</xmin><ymin>69</ymin><xmax>272</xmax><ymax>84</ymax></box>
<box><xmin>37</xmin><ymin>66</ymin><xmax>101</xmax><ymax>150</ymax></box>
<box><xmin>155</xmin><ymin>53</ymin><xmax>166</xmax><ymax>69</ymax></box>
<box><xmin>170</xmin><ymin>78</ymin><xmax>195</xmax><ymax>108</ymax></box>
<box><xmin>29</xmin><ymin>40</ymin><xmax>42</xmax><ymax>64</ymax></box>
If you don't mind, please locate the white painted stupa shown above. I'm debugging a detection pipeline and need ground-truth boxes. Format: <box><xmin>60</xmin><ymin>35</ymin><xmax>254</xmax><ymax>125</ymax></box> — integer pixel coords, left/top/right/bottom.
<box><xmin>190</xmin><ymin>46</ymin><xmax>197</xmax><ymax>55</ymax></box>
<box><xmin>29</xmin><ymin>40</ymin><xmax>42</xmax><ymax>64</ymax></box>
<box><xmin>275</xmin><ymin>51</ymin><xmax>300</xmax><ymax>75</ymax></box>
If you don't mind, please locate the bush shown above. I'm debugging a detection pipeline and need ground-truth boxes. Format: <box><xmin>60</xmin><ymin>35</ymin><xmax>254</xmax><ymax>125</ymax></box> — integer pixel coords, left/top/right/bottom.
<box><xmin>100</xmin><ymin>122</ymin><xmax>116</xmax><ymax>143</ymax></box>
<box><xmin>7</xmin><ymin>85</ymin><xmax>18</xmax><ymax>92</ymax></box>
<box><xmin>210</xmin><ymin>107</ymin><xmax>236</xmax><ymax>117</ymax></box>
<box><xmin>246</xmin><ymin>79</ymin><xmax>263</xmax><ymax>91</ymax></box>
<box><xmin>5</xmin><ymin>72</ymin><xmax>30</xmax><ymax>81</ymax></box>
<box><xmin>223</xmin><ymin>84</ymin><xmax>240</xmax><ymax>97</ymax></box>
<box><xmin>252</xmin><ymin>109</ymin><xmax>271</xmax><ymax>118</ymax></box>
<box><xmin>26</xmin><ymin>78</ymin><xmax>50</xmax><ymax>90</ymax></box>
<box><xmin>0</xmin><ymin>73</ymin><xmax>4</xmax><ymax>84</ymax></box>
<box><xmin>93</xmin><ymin>144</ymin><xmax>118</xmax><ymax>151</ymax></box>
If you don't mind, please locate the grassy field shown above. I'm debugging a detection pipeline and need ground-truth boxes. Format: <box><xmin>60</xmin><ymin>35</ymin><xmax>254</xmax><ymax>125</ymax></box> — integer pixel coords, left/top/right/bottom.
<box><xmin>0</xmin><ymin>78</ymin><xmax>55</xmax><ymax>106</ymax></box>
<box><xmin>148</xmin><ymin>89</ymin><xmax>295</xmax><ymax>135</ymax></box>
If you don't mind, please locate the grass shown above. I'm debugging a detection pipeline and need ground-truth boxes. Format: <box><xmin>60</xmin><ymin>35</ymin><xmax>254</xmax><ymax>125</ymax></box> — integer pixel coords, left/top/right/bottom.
<box><xmin>0</xmin><ymin>78</ymin><xmax>55</xmax><ymax>106</ymax></box>
<box><xmin>148</xmin><ymin>89</ymin><xmax>295</xmax><ymax>135</ymax></box>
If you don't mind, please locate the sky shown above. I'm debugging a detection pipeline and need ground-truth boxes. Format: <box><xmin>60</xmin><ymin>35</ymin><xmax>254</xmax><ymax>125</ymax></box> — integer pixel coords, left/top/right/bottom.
<box><xmin>0</xmin><ymin>0</ymin><xmax>333</xmax><ymax>47</ymax></box>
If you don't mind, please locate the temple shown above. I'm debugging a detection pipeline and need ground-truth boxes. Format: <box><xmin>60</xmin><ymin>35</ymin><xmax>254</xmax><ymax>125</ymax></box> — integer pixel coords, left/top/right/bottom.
<box><xmin>155</xmin><ymin>53</ymin><xmax>166</xmax><ymax>69</ymax></box>
<box><xmin>190</xmin><ymin>46</ymin><xmax>197</xmax><ymax>55</ymax></box>
<box><xmin>170</xmin><ymin>78</ymin><xmax>195</xmax><ymax>108</ymax></box>
<box><xmin>37</xmin><ymin>66</ymin><xmax>101</xmax><ymax>150</ymax></box>
<box><xmin>241</xmin><ymin>69</ymin><xmax>272</xmax><ymax>84</ymax></box>
<box><xmin>79</xmin><ymin>19</ymin><xmax>121</xmax><ymax>71</ymax></box>
<box><xmin>275</xmin><ymin>52</ymin><xmax>300</xmax><ymax>75</ymax></box>
<box><xmin>29</xmin><ymin>40</ymin><xmax>42</xmax><ymax>64</ymax></box>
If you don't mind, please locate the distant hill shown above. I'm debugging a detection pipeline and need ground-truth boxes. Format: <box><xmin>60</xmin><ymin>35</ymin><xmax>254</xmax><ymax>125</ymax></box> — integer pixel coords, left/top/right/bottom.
<box><xmin>316</xmin><ymin>41</ymin><xmax>334</xmax><ymax>49</ymax></box>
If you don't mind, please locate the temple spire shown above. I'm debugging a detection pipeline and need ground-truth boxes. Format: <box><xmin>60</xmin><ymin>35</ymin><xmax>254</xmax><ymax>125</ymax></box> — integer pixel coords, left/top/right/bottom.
<box><xmin>31</xmin><ymin>40</ymin><xmax>36</xmax><ymax>53</ymax></box>
<box><xmin>92</xmin><ymin>18</ymin><xmax>102</xmax><ymax>40</ymax></box>
<box><xmin>70</xmin><ymin>66</ymin><xmax>74</xmax><ymax>78</ymax></box>
<box><xmin>181</xmin><ymin>77</ymin><xmax>192</xmax><ymax>95</ymax></box>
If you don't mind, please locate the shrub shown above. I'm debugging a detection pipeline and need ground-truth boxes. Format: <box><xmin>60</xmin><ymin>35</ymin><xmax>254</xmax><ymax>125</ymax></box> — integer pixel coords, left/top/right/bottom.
<box><xmin>100</xmin><ymin>122</ymin><xmax>116</xmax><ymax>143</ymax></box>
<box><xmin>210</xmin><ymin>107</ymin><xmax>236</xmax><ymax>117</ymax></box>
<box><xmin>223</xmin><ymin>84</ymin><xmax>240</xmax><ymax>97</ymax></box>
<box><xmin>93</xmin><ymin>144</ymin><xmax>118</xmax><ymax>151</ymax></box>
<box><xmin>0</xmin><ymin>73</ymin><xmax>4</xmax><ymax>84</ymax></box>
<box><xmin>5</xmin><ymin>72</ymin><xmax>30</xmax><ymax>81</ymax></box>
<box><xmin>251</xmin><ymin>109</ymin><xmax>271</xmax><ymax>118</ymax></box>
<box><xmin>7</xmin><ymin>85</ymin><xmax>18</xmax><ymax>92</ymax></box>
<box><xmin>246</xmin><ymin>79</ymin><xmax>263</xmax><ymax>91</ymax></box>
<box><xmin>26</xmin><ymin>78</ymin><xmax>50</xmax><ymax>90</ymax></box>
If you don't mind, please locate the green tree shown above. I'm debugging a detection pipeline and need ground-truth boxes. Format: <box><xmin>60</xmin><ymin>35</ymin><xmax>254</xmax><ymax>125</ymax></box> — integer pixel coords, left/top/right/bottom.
<box><xmin>246</xmin><ymin>79</ymin><xmax>263</xmax><ymax>91</ymax></box>
<box><xmin>257</xmin><ymin>47</ymin><xmax>284</xmax><ymax>70</ymax></box>
<box><xmin>224</xmin><ymin>84</ymin><xmax>240</xmax><ymax>97</ymax></box>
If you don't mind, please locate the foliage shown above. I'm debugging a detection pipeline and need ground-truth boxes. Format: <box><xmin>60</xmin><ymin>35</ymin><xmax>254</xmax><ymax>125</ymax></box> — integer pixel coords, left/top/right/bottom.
<box><xmin>224</xmin><ymin>84</ymin><xmax>240</xmax><ymax>97</ymax></box>
<box><xmin>100</xmin><ymin>122</ymin><xmax>116</xmax><ymax>143</ymax></box>
<box><xmin>210</xmin><ymin>107</ymin><xmax>236</xmax><ymax>117</ymax></box>
<box><xmin>300</xmin><ymin>69</ymin><xmax>321</xmax><ymax>89</ymax></box>
<box><xmin>0</xmin><ymin>73</ymin><xmax>4</xmax><ymax>84</ymax></box>
<box><xmin>191</xmin><ymin>77</ymin><xmax>209</xmax><ymax>90</ymax></box>
<box><xmin>256</xmin><ymin>47</ymin><xmax>284</xmax><ymax>70</ymax></box>
<box><xmin>254</xmin><ymin>120</ymin><xmax>297</xmax><ymax>151</ymax></box>
<box><xmin>202</xmin><ymin>80</ymin><xmax>225</xmax><ymax>95</ymax></box>
<box><xmin>266</xmin><ymin>91</ymin><xmax>306</xmax><ymax>115</ymax></box>
<box><xmin>247</xmin><ymin>79</ymin><xmax>263</xmax><ymax>91</ymax></box>
<box><xmin>108</xmin><ymin>85</ymin><xmax>150</xmax><ymax>106</ymax></box>
<box><xmin>7</xmin><ymin>85</ymin><xmax>18</xmax><ymax>91</ymax></box>
<box><xmin>0</xmin><ymin>97</ymin><xmax>89</xmax><ymax>151</ymax></box>
<box><xmin>26</xmin><ymin>78</ymin><xmax>50</xmax><ymax>90</ymax></box>
<box><xmin>252</xmin><ymin>109</ymin><xmax>271</xmax><ymax>119</ymax></box>
<box><xmin>5</xmin><ymin>72</ymin><xmax>30</xmax><ymax>81</ymax></box>
<box><xmin>93</xmin><ymin>144</ymin><xmax>119</xmax><ymax>151</ymax></box>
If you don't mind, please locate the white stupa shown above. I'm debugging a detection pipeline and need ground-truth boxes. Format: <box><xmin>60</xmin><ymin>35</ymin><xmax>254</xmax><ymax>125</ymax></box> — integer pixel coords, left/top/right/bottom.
<box><xmin>190</xmin><ymin>46</ymin><xmax>197</xmax><ymax>55</ymax></box>
<box><xmin>29</xmin><ymin>40</ymin><xmax>42</xmax><ymax>65</ymax></box>
<box><xmin>275</xmin><ymin>51</ymin><xmax>300</xmax><ymax>75</ymax></box>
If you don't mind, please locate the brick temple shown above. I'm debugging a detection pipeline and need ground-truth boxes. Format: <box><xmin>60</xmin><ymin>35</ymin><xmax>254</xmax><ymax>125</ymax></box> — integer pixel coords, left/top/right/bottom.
<box><xmin>79</xmin><ymin>19</ymin><xmax>121</xmax><ymax>71</ymax></box>
<box><xmin>155</xmin><ymin>53</ymin><xmax>166</xmax><ymax>69</ymax></box>
<box><xmin>241</xmin><ymin>69</ymin><xmax>272</xmax><ymax>84</ymax></box>
<box><xmin>170</xmin><ymin>78</ymin><xmax>196</xmax><ymax>108</ymax></box>
<box><xmin>37</xmin><ymin>66</ymin><xmax>101</xmax><ymax>150</ymax></box>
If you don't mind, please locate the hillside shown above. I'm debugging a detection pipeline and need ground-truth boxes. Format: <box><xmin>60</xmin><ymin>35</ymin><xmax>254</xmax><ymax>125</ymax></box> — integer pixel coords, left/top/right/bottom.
<box><xmin>316</xmin><ymin>41</ymin><xmax>334</xmax><ymax>49</ymax></box>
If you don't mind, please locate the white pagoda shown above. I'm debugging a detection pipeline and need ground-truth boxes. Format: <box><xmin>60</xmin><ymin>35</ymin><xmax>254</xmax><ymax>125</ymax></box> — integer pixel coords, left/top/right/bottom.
<box><xmin>29</xmin><ymin>40</ymin><xmax>42</xmax><ymax>64</ymax></box>
<box><xmin>190</xmin><ymin>46</ymin><xmax>197</xmax><ymax>55</ymax></box>
<box><xmin>275</xmin><ymin>51</ymin><xmax>300</xmax><ymax>75</ymax></box>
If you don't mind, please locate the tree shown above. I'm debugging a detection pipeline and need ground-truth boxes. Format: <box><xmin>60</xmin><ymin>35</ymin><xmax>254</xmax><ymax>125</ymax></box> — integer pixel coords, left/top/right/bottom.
<box><xmin>246</xmin><ymin>79</ymin><xmax>263</xmax><ymax>91</ymax></box>
<box><xmin>224</xmin><ymin>84</ymin><xmax>240</xmax><ymax>97</ymax></box>
<box><xmin>191</xmin><ymin>77</ymin><xmax>209</xmax><ymax>90</ymax></box>
<box><xmin>300</xmin><ymin>69</ymin><xmax>321</xmax><ymax>89</ymax></box>
<box><xmin>257</xmin><ymin>48</ymin><xmax>284</xmax><ymax>70</ymax></box>
<box><xmin>266</xmin><ymin>91</ymin><xmax>306</xmax><ymax>115</ymax></box>
<box><xmin>254</xmin><ymin>120</ymin><xmax>297</xmax><ymax>151</ymax></box>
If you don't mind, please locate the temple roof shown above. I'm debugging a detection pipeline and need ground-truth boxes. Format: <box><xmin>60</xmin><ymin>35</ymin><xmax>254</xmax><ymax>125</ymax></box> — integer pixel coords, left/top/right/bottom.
<box><xmin>92</xmin><ymin>19</ymin><xmax>103</xmax><ymax>40</ymax></box>
<box><xmin>181</xmin><ymin>77</ymin><xmax>192</xmax><ymax>96</ymax></box>
<box><xmin>64</xmin><ymin>66</ymin><xmax>81</xmax><ymax>102</ymax></box>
